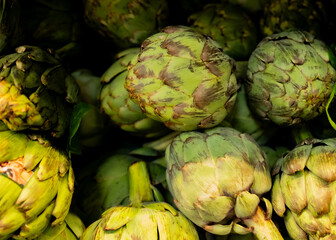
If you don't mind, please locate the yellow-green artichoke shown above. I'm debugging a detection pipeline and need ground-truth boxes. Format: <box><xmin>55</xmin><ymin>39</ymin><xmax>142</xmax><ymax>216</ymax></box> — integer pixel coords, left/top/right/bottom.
<box><xmin>0</xmin><ymin>131</ymin><xmax>74</xmax><ymax>239</ymax></box>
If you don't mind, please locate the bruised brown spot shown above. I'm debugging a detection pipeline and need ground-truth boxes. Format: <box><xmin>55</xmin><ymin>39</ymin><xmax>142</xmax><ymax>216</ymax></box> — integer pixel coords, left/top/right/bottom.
<box><xmin>193</xmin><ymin>82</ymin><xmax>223</xmax><ymax>109</ymax></box>
<box><xmin>159</xmin><ymin>62</ymin><xmax>181</xmax><ymax>87</ymax></box>
<box><xmin>161</xmin><ymin>39</ymin><xmax>196</xmax><ymax>58</ymax></box>
<box><xmin>199</xmin><ymin>115</ymin><xmax>216</xmax><ymax>128</ymax></box>
<box><xmin>133</xmin><ymin>65</ymin><xmax>155</xmax><ymax>79</ymax></box>
<box><xmin>172</xmin><ymin>102</ymin><xmax>189</xmax><ymax>118</ymax></box>
<box><xmin>0</xmin><ymin>158</ymin><xmax>34</xmax><ymax>185</ymax></box>
<box><xmin>162</xmin><ymin>25</ymin><xmax>182</xmax><ymax>34</ymax></box>
<box><xmin>201</xmin><ymin>41</ymin><xmax>225</xmax><ymax>77</ymax></box>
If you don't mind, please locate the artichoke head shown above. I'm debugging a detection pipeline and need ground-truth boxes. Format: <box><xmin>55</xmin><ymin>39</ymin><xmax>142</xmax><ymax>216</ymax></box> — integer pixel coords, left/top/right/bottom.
<box><xmin>0</xmin><ymin>131</ymin><xmax>74</xmax><ymax>239</ymax></box>
<box><xmin>100</xmin><ymin>48</ymin><xmax>169</xmax><ymax>138</ymax></box>
<box><xmin>83</xmin><ymin>0</ymin><xmax>168</xmax><ymax>48</ymax></box>
<box><xmin>125</xmin><ymin>25</ymin><xmax>238</xmax><ymax>132</ymax></box>
<box><xmin>245</xmin><ymin>30</ymin><xmax>336</xmax><ymax>126</ymax></box>
<box><xmin>81</xmin><ymin>161</ymin><xmax>199</xmax><ymax>240</ymax></box>
<box><xmin>188</xmin><ymin>3</ymin><xmax>258</xmax><ymax>60</ymax></box>
<box><xmin>272</xmin><ymin>138</ymin><xmax>336</xmax><ymax>239</ymax></box>
<box><xmin>0</xmin><ymin>45</ymin><xmax>79</xmax><ymax>138</ymax></box>
<box><xmin>165</xmin><ymin>127</ymin><xmax>281</xmax><ymax>238</ymax></box>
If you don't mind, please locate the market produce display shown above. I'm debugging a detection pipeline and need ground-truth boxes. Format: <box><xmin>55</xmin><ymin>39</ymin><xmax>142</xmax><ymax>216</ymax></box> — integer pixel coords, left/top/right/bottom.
<box><xmin>1</xmin><ymin>0</ymin><xmax>336</xmax><ymax>239</ymax></box>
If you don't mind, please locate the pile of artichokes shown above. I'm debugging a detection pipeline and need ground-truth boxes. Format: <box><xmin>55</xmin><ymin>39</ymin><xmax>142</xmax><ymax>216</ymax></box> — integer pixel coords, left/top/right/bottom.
<box><xmin>1</xmin><ymin>0</ymin><xmax>336</xmax><ymax>239</ymax></box>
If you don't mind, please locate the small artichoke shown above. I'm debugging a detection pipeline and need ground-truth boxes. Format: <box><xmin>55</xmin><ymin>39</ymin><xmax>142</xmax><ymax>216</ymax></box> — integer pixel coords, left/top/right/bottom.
<box><xmin>125</xmin><ymin>25</ymin><xmax>238</xmax><ymax>131</ymax></box>
<box><xmin>245</xmin><ymin>30</ymin><xmax>336</xmax><ymax>126</ymax></box>
<box><xmin>165</xmin><ymin>127</ymin><xmax>283</xmax><ymax>239</ymax></box>
<box><xmin>100</xmin><ymin>48</ymin><xmax>169</xmax><ymax>138</ymax></box>
<box><xmin>188</xmin><ymin>3</ymin><xmax>258</xmax><ymax>60</ymax></box>
<box><xmin>83</xmin><ymin>0</ymin><xmax>168</xmax><ymax>48</ymax></box>
<box><xmin>81</xmin><ymin>161</ymin><xmax>199</xmax><ymax>240</ymax></box>
<box><xmin>272</xmin><ymin>138</ymin><xmax>336</xmax><ymax>239</ymax></box>
<box><xmin>0</xmin><ymin>45</ymin><xmax>79</xmax><ymax>138</ymax></box>
<box><xmin>0</xmin><ymin>131</ymin><xmax>74</xmax><ymax>239</ymax></box>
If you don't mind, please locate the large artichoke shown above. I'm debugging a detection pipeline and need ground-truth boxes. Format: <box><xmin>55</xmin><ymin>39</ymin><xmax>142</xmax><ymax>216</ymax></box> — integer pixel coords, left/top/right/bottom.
<box><xmin>165</xmin><ymin>127</ymin><xmax>283</xmax><ymax>239</ymax></box>
<box><xmin>272</xmin><ymin>138</ymin><xmax>336</xmax><ymax>239</ymax></box>
<box><xmin>83</xmin><ymin>0</ymin><xmax>168</xmax><ymax>48</ymax></box>
<box><xmin>0</xmin><ymin>45</ymin><xmax>79</xmax><ymax>138</ymax></box>
<box><xmin>188</xmin><ymin>3</ymin><xmax>258</xmax><ymax>60</ymax></box>
<box><xmin>0</xmin><ymin>131</ymin><xmax>74</xmax><ymax>239</ymax></box>
<box><xmin>125</xmin><ymin>25</ymin><xmax>238</xmax><ymax>131</ymax></box>
<box><xmin>245</xmin><ymin>30</ymin><xmax>336</xmax><ymax>126</ymax></box>
<box><xmin>81</xmin><ymin>161</ymin><xmax>199</xmax><ymax>240</ymax></box>
<box><xmin>100</xmin><ymin>48</ymin><xmax>169</xmax><ymax>138</ymax></box>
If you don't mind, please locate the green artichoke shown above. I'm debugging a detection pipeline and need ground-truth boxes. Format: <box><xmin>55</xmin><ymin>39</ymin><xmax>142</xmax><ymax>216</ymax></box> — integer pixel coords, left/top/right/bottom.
<box><xmin>83</xmin><ymin>0</ymin><xmax>168</xmax><ymax>48</ymax></box>
<box><xmin>0</xmin><ymin>45</ymin><xmax>79</xmax><ymax>138</ymax></box>
<box><xmin>21</xmin><ymin>0</ymin><xmax>82</xmax><ymax>62</ymax></box>
<box><xmin>272</xmin><ymin>138</ymin><xmax>336</xmax><ymax>239</ymax></box>
<box><xmin>188</xmin><ymin>3</ymin><xmax>258</xmax><ymax>60</ymax></box>
<box><xmin>100</xmin><ymin>48</ymin><xmax>169</xmax><ymax>138</ymax></box>
<box><xmin>81</xmin><ymin>161</ymin><xmax>199</xmax><ymax>240</ymax></box>
<box><xmin>0</xmin><ymin>131</ymin><xmax>74</xmax><ymax>239</ymax></box>
<box><xmin>259</xmin><ymin>0</ymin><xmax>330</xmax><ymax>40</ymax></box>
<box><xmin>0</xmin><ymin>0</ymin><xmax>23</xmax><ymax>54</ymax></box>
<box><xmin>125</xmin><ymin>25</ymin><xmax>238</xmax><ymax>131</ymax></box>
<box><xmin>35</xmin><ymin>212</ymin><xmax>85</xmax><ymax>240</ymax></box>
<box><xmin>245</xmin><ymin>30</ymin><xmax>336</xmax><ymax>126</ymax></box>
<box><xmin>165</xmin><ymin>127</ymin><xmax>283</xmax><ymax>239</ymax></box>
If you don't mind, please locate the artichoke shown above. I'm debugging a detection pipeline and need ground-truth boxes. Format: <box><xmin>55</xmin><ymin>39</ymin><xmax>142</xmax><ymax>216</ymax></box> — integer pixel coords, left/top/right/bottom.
<box><xmin>0</xmin><ymin>131</ymin><xmax>74</xmax><ymax>239</ymax></box>
<box><xmin>125</xmin><ymin>25</ymin><xmax>238</xmax><ymax>131</ymax></box>
<box><xmin>83</xmin><ymin>0</ymin><xmax>168</xmax><ymax>48</ymax></box>
<box><xmin>0</xmin><ymin>0</ymin><xmax>23</xmax><ymax>54</ymax></box>
<box><xmin>165</xmin><ymin>127</ymin><xmax>283</xmax><ymax>239</ymax></box>
<box><xmin>35</xmin><ymin>212</ymin><xmax>85</xmax><ymax>240</ymax></box>
<box><xmin>100</xmin><ymin>48</ymin><xmax>169</xmax><ymax>138</ymax></box>
<box><xmin>21</xmin><ymin>0</ymin><xmax>82</xmax><ymax>62</ymax></box>
<box><xmin>259</xmin><ymin>0</ymin><xmax>330</xmax><ymax>40</ymax></box>
<box><xmin>0</xmin><ymin>45</ymin><xmax>79</xmax><ymax>138</ymax></box>
<box><xmin>272</xmin><ymin>138</ymin><xmax>336</xmax><ymax>239</ymax></box>
<box><xmin>188</xmin><ymin>3</ymin><xmax>258</xmax><ymax>60</ymax></box>
<box><xmin>81</xmin><ymin>161</ymin><xmax>199</xmax><ymax>240</ymax></box>
<box><xmin>245</xmin><ymin>30</ymin><xmax>336</xmax><ymax>126</ymax></box>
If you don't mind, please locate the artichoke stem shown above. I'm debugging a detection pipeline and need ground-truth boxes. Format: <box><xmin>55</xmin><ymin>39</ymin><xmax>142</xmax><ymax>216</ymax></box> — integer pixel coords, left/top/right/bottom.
<box><xmin>242</xmin><ymin>206</ymin><xmax>284</xmax><ymax>240</ymax></box>
<box><xmin>291</xmin><ymin>124</ymin><xmax>313</xmax><ymax>145</ymax></box>
<box><xmin>129</xmin><ymin>161</ymin><xmax>154</xmax><ymax>207</ymax></box>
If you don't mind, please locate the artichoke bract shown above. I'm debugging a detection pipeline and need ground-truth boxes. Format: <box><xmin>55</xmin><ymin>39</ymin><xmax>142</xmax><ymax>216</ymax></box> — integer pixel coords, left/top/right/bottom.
<box><xmin>272</xmin><ymin>138</ymin><xmax>336</xmax><ymax>239</ymax></box>
<box><xmin>245</xmin><ymin>30</ymin><xmax>336</xmax><ymax>126</ymax></box>
<box><xmin>100</xmin><ymin>48</ymin><xmax>169</xmax><ymax>138</ymax></box>
<box><xmin>0</xmin><ymin>46</ymin><xmax>79</xmax><ymax>138</ymax></box>
<box><xmin>83</xmin><ymin>0</ymin><xmax>168</xmax><ymax>48</ymax></box>
<box><xmin>188</xmin><ymin>3</ymin><xmax>258</xmax><ymax>60</ymax></box>
<box><xmin>125</xmin><ymin>25</ymin><xmax>238</xmax><ymax>132</ymax></box>
<box><xmin>165</xmin><ymin>127</ymin><xmax>283</xmax><ymax>239</ymax></box>
<box><xmin>81</xmin><ymin>161</ymin><xmax>199</xmax><ymax>240</ymax></box>
<box><xmin>0</xmin><ymin>131</ymin><xmax>74</xmax><ymax>239</ymax></box>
